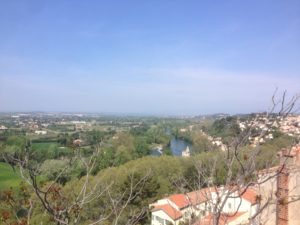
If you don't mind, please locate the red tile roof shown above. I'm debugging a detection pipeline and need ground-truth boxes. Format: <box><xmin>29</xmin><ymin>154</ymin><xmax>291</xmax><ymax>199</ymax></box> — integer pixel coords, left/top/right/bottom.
<box><xmin>167</xmin><ymin>187</ymin><xmax>217</xmax><ymax>209</ymax></box>
<box><xmin>186</xmin><ymin>187</ymin><xmax>216</xmax><ymax>205</ymax></box>
<box><xmin>151</xmin><ymin>186</ymin><xmax>256</xmax><ymax>222</ymax></box>
<box><xmin>168</xmin><ymin>194</ymin><xmax>190</xmax><ymax>209</ymax></box>
<box><xmin>193</xmin><ymin>212</ymin><xmax>247</xmax><ymax>225</ymax></box>
<box><xmin>240</xmin><ymin>188</ymin><xmax>257</xmax><ymax>205</ymax></box>
<box><xmin>152</xmin><ymin>204</ymin><xmax>183</xmax><ymax>220</ymax></box>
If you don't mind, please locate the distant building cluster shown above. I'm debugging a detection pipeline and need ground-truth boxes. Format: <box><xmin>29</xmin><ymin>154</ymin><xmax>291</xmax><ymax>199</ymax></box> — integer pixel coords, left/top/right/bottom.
<box><xmin>199</xmin><ymin>130</ymin><xmax>227</xmax><ymax>152</ymax></box>
<box><xmin>238</xmin><ymin>115</ymin><xmax>300</xmax><ymax>147</ymax></box>
<box><xmin>0</xmin><ymin>113</ymin><xmax>156</xmax><ymax>145</ymax></box>
<box><xmin>0</xmin><ymin>113</ymin><xmax>94</xmax><ymax>135</ymax></box>
<box><xmin>279</xmin><ymin>115</ymin><xmax>300</xmax><ymax>136</ymax></box>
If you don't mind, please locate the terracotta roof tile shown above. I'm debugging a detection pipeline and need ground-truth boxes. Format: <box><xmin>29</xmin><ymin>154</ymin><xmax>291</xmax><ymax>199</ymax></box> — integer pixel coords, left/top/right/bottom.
<box><xmin>193</xmin><ymin>212</ymin><xmax>247</xmax><ymax>225</ymax></box>
<box><xmin>240</xmin><ymin>188</ymin><xmax>258</xmax><ymax>205</ymax></box>
<box><xmin>186</xmin><ymin>187</ymin><xmax>216</xmax><ymax>205</ymax></box>
<box><xmin>168</xmin><ymin>187</ymin><xmax>217</xmax><ymax>209</ymax></box>
<box><xmin>152</xmin><ymin>204</ymin><xmax>183</xmax><ymax>220</ymax></box>
<box><xmin>168</xmin><ymin>194</ymin><xmax>190</xmax><ymax>209</ymax></box>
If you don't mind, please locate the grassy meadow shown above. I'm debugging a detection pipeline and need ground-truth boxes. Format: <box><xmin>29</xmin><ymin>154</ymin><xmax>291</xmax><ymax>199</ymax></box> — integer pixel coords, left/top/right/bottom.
<box><xmin>0</xmin><ymin>162</ymin><xmax>21</xmax><ymax>190</ymax></box>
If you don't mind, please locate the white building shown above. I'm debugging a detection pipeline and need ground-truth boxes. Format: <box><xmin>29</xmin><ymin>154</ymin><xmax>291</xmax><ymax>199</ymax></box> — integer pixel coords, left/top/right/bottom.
<box><xmin>0</xmin><ymin>125</ymin><xmax>7</xmax><ymax>130</ymax></box>
<box><xmin>34</xmin><ymin>130</ymin><xmax>47</xmax><ymax>135</ymax></box>
<box><xmin>182</xmin><ymin>146</ymin><xmax>191</xmax><ymax>157</ymax></box>
<box><xmin>150</xmin><ymin>187</ymin><xmax>258</xmax><ymax>225</ymax></box>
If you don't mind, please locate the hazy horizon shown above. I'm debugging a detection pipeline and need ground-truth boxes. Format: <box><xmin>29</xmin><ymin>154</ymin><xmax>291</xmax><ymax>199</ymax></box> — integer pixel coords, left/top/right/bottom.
<box><xmin>1</xmin><ymin>1</ymin><xmax>299</xmax><ymax>114</ymax></box>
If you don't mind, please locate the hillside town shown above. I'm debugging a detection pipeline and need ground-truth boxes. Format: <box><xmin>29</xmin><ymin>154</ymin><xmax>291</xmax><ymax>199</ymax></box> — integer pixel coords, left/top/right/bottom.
<box><xmin>240</xmin><ymin>114</ymin><xmax>300</xmax><ymax>147</ymax></box>
<box><xmin>205</xmin><ymin>114</ymin><xmax>300</xmax><ymax>150</ymax></box>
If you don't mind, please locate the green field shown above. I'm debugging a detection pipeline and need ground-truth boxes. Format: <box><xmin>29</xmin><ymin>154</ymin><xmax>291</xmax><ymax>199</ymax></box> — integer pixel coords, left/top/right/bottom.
<box><xmin>0</xmin><ymin>162</ymin><xmax>21</xmax><ymax>190</ymax></box>
<box><xmin>31</xmin><ymin>142</ymin><xmax>59</xmax><ymax>151</ymax></box>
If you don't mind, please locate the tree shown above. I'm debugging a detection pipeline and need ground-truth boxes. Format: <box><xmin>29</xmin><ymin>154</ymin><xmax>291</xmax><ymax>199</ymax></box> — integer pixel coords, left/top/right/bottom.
<box><xmin>191</xmin><ymin>131</ymin><xmax>216</xmax><ymax>153</ymax></box>
<box><xmin>1</xmin><ymin>90</ymin><xmax>299</xmax><ymax>225</ymax></box>
<box><xmin>1</xmin><ymin>141</ymin><xmax>152</xmax><ymax>225</ymax></box>
<box><xmin>172</xmin><ymin>90</ymin><xmax>300</xmax><ymax>225</ymax></box>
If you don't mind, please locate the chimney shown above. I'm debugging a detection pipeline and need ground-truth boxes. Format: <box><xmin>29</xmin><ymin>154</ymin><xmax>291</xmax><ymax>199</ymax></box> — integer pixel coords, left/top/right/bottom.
<box><xmin>276</xmin><ymin>165</ymin><xmax>289</xmax><ymax>225</ymax></box>
<box><xmin>276</xmin><ymin>149</ymin><xmax>291</xmax><ymax>225</ymax></box>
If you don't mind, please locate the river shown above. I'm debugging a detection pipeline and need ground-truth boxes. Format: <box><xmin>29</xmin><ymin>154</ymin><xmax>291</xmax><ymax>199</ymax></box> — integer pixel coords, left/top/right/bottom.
<box><xmin>170</xmin><ymin>137</ymin><xmax>192</xmax><ymax>156</ymax></box>
<box><xmin>151</xmin><ymin>137</ymin><xmax>192</xmax><ymax>156</ymax></box>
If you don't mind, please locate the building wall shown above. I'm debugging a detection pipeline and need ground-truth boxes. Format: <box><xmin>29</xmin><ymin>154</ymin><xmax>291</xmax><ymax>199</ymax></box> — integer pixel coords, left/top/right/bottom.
<box><xmin>258</xmin><ymin>172</ymin><xmax>278</xmax><ymax>225</ymax></box>
<box><xmin>151</xmin><ymin>210</ymin><xmax>175</xmax><ymax>225</ymax></box>
<box><xmin>228</xmin><ymin>212</ymin><xmax>250</xmax><ymax>225</ymax></box>
<box><xmin>277</xmin><ymin>165</ymin><xmax>289</xmax><ymax>225</ymax></box>
<box><xmin>221</xmin><ymin>194</ymin><xmax>252</xmax><ymax>214</ymax></box>
<box><xmin>180</xmin><ymin>204</ymin><xmax>208</xmax><ymax>222</ymax></box>
<box><xmin>258</xmin><ymin>152</ymin><xmax>300</xmax><ymax>225</ymax></box>
<box><xmin>288</xmin><ymin>167</ymin><xmax>300</xmax><ymax>225</ymax></box>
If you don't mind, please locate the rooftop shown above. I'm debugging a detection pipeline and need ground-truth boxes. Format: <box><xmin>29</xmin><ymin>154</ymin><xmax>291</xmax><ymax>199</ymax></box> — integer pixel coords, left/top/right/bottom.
<box><xmin>193</xmin><ymin>212</ymin><xmax>247</xmax><ymax>225</ymax></box>
<box><xmin>152</xmin><ymin>204</ymin><xmax>183</xmax><ymax>220</ymax></box>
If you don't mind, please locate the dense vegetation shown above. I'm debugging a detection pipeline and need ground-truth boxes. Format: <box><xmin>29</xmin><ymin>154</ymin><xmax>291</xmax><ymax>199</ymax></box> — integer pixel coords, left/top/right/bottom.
<box><xmin>0</xmin><ymin>163</ymin><xmax>21</xmax><ymax>190</ymax></box>
<box><xmin>0</xmin><ymin>115</ymin><xmax>297</xmax><ymax>224</ymax></box>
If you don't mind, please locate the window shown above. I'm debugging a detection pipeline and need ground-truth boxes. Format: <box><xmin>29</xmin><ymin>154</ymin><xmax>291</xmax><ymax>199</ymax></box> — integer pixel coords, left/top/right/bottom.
<box><xmin>208</xmin><ymin>205</ymin><xmax>211</xmax><ymax>212</ymax></box>
<box><xmin>152</xmin><ymin>215</ymin><xmax>172</xmax><ymax>225</ymax></box>
<box><xmin>228</xmin><ymin>202</ymin><xmax>232</xmax><ymax>209</ymax></box>
<box><xmin>184</xmin><ymin>211</ymin><xmax>190</xmax><ymax>218</ymax></box>
<box><xmin>164</xmin><ymin>220</ymin><xmax>172</xmax><ymax>225</ymax></box>
<box><xmin>156</xmin><ymin>216</ymin><xmax>164</xmax><ymax>224</ymax></box>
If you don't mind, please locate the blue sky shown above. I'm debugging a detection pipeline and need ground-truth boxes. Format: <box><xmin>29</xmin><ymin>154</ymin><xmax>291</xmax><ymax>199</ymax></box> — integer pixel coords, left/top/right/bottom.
<box><xmin>0</xmin><ymin>0</ymin><xmax>299</xmax><ymax>115</ymax></box>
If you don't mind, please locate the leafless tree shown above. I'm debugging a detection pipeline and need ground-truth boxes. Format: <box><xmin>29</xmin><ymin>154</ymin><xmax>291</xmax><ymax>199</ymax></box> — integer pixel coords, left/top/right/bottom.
<box><xmin>1</xmin><ymin>141</ymin><xmax>151</xmax><ymax>225</ymax></box>
<box><xmin>173</xmin><ymin>90</ymin><xmax>300</xmax><ymax>225</ymax></box>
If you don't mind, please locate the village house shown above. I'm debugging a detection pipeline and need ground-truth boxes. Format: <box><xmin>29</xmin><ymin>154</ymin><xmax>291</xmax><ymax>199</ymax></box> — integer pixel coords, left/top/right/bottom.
<box><xmin>182</xmin><ymin>146</ymin><xmax>191</xmax><ymax>157</ymax></box>
<box><xmin>34</xmin><ymin>130</ymin><xmax>47</xmax><ymax>135</ymax></box>
<box><xmin>73</xmin><ymin>139</ymin><xmax>83</xmax><ymax>146</ymax></box>
<box><xmin>0</xmin><ymin>125</ymin><xmax>8</xmax><ymax>130</ymax></box>
<box><xmin>150</xmin><ymin>187</ymin><xmax>258</xmax><ymax>225</ymax></box>
<box><xmin>150</xmin><ymin>145</ymin><xmax>300</xmax><ymax>225</ymax></box>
